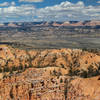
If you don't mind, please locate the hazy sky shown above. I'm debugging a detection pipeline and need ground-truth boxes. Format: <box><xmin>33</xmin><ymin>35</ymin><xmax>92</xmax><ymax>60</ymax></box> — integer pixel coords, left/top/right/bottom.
<box><xmin>0</xmin><ymin>0</ymin><xmax>100</xmax><ymax>22</ymax></box>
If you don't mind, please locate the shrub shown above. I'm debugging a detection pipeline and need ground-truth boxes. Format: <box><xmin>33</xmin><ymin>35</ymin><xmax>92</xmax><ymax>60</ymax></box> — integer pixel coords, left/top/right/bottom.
<box><xmin>3</xmin><ymin>67</ymin><xmax>10</xmax><ymax>72</ymax></box>
<box><xmin>60</xmin><ymin>78</ymin><xmax>63</xmax><ymax>83</ymax></box>
<box><xmin>18</xmin><ymin>65</ymin><xmax>23</xmax><ymax>70</ymax></box>
<box><xmin>0</xmin><ymin>68</ymin><xmax>2</xmax><ymax>73</ymax></box>
<box><xmin>3</xmin><ymin>74</ymin><xmax>7</xmax><ymax>78</ymax></box>
<box><xmin>80</xmin><ymin>70</ymin><xmax>87</xmax><ymax>78</ymax></box>
<box><xmin>12</xmin><ymin>66</ymin><xmax>18</xmax><ymax>71</ymax></box>
<box><xmin>53</xmin><ymin>69</ymin><xmax>57</xmax><ymax>76</ymax></box>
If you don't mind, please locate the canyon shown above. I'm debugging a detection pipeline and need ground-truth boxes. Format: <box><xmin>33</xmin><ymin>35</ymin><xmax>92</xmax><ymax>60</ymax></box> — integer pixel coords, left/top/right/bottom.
<box><xmin>0</xmin><ymin>45</ymin><xmax>100</xmax><ymax>100</ymax></box>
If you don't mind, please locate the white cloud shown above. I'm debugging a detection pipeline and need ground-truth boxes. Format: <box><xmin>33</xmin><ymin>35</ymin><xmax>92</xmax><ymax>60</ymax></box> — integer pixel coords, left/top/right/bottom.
<box><xmin>19</xmin><ymin>0</ymin><xmax>43</xmax><ymax>2</ymax></box>
<box><xmin>97</xmin><ymin>1</ymin><xmax>100</xmax><ymax>3</ymax></box>
<box><xmin>0</xmin><ymin>4</ymin><xmax>36</xmax><ymax>22</ymax></box>
<box><xmin>11</xmin><ymin>2</ymin><xmax>16</xmax><ymax>6</ymax></box>
<box><xmin>0</xmin><ymin>2</ymin><xmax>15</xmax><ymax>7</ymax></box>
<box><xmin>0</xmin><ymin>1</ymin><xmax>100</xmax><ymax>22</ymax></box>
<box><xmin>0</xmin><ymin>2</ymin><xmax>9</xmax><ymax>7</ymax></box>
<box><xmin>36</xmin><ymin>1</ymin><xmax>100</xmax><ymax>21</ymax></box>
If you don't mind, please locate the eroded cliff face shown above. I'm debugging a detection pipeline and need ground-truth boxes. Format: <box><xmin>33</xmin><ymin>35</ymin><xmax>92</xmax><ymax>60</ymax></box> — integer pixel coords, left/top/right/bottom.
<box><xmin>0</xmin><ymin>45</ymin><xmax>100</xmax><ymax>74</ymax></box>
<box><xmin>0</xmin><ymin>68</ymin><xmax>66</xmax><ymax>100</ymax></box>
<box><xmin>0</xmin><ymin>45</ymin><xmax>100</xmax><ymax>100</ymax></box>
<box><xmin>1</xmin><ymin>68</ymin><xmax>100</xmax><ymax>100</ymax></box>
<box><xmin>67</xmin><ymin>76</ymin><xmax>100</xmax><ymax>100</ymax></box>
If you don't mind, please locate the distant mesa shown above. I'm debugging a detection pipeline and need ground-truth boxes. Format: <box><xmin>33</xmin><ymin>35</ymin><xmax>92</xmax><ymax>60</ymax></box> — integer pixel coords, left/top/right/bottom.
<box><xmin>7</xmin><ymin>22</ymin><xmax>18</xmax><ymax>27</ymax></box>
<box><xmin>0</xmin><ymin>20</ymin><xmax>100</xmax><ymax>27</ymax></box>
<box><xmin>0</xmin><ymin>23</ymin><xmax>4</xmax><ymax>26</ymax></box>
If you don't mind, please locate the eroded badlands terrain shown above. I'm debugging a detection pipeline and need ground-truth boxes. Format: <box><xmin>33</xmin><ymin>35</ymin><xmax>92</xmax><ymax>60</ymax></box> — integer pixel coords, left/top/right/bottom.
<box><xmin>0</xmin><ymin>45</ymin><xmax>100</xmax><ymax>100</ymax></box>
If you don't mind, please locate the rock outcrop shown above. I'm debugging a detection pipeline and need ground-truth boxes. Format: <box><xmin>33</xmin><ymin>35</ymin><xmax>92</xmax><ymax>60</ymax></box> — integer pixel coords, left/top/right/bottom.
<box><xmin>0</xmin><ymin>68</ymin><xmax>66</xmax><ymax>100</ymax></box>
<box><xmin>1</xmin><ymin>21</ymin><xmax>100</xmax><ymax>27</ymax></box>
<box><xmin>0</xmin><ymin>45</ymin><xmax>100</xmax><ymax>100</ymax></box>
<box><xmin>0</xmin><ymin>45</ymin><xmax>100</xmax><ymax>76</ymax></box>
<box><xmin>67</xmin><ymin>76</ymin><xmax>100</xmax><ymax>100</ymax></box>
<box><xmin>0</xmin><ymin>67</ymin><xmax>100</xmax><ymax>100</ymax></box>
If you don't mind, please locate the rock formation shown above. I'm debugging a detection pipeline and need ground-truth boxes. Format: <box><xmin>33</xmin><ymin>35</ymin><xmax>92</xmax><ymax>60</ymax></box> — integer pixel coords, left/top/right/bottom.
<box><xmin>1</xmin><ymin>21</ymin><xmax>100</xmax><ymax>27</ymax></box>
<box><xmin>0</xmin><ymin>45</ymin><xmax>100</xmax><ymax>100</ymax></box>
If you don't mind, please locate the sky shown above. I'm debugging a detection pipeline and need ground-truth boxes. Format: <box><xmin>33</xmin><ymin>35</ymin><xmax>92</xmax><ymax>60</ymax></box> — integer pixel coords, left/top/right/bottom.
<box><xmin>0</xmin><ymin>0</ymin><xmax>100</xmax><ymax>22</ymax></box>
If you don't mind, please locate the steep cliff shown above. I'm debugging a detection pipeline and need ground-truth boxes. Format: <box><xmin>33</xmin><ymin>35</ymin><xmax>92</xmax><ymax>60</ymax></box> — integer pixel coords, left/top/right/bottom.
<box><xmin>0</xmin><ymin>45</ymin><xmax>100</xmax><ymax>100</ymax></box>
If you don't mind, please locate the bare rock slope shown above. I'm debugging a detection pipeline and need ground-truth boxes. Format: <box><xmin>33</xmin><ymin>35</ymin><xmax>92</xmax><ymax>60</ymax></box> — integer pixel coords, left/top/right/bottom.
<box><xmin>0</xmin><ymin>45</ymin><xmax>100</xmax><ymax>100</ymax></box>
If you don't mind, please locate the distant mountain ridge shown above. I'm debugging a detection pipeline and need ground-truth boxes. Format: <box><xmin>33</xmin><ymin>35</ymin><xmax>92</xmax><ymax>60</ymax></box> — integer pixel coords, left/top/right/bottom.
<box><xmin>0</xmin><ymin>21</ymin><xmax>100</xmax><ymax>27</ymax></box>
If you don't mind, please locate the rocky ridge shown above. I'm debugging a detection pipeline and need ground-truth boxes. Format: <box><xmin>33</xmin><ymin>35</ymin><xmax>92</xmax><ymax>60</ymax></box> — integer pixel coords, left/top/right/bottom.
<box><xmin>0</xmin><ymin>45</ymin><xmax>100</xmax><ymax>76</ymax></box>
<box><xmin>0</xmin><ymin>45</ymin><xmax>100</xmax><ymax>100</ymax></box>
<box><xmin>1</xmin><ymin>21</ymin><xmax>100</xmax><ymax>27</ymax></box>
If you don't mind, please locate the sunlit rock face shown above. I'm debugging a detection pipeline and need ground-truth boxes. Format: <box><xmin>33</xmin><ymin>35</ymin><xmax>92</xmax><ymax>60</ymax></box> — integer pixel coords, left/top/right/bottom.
<box><xmin>67</xmin><ymin>76</ymin><xmax>100</xmax><ymax>100</ymax></box>
<box><xmin>0</xmin><ymin>45</ymin><xmax>100</xmax><ymax>71</ymax></box>
<box><xmin>0</xmin><ymin>45</ymin><xmax>100</xmax><ymax>100</ymax></box>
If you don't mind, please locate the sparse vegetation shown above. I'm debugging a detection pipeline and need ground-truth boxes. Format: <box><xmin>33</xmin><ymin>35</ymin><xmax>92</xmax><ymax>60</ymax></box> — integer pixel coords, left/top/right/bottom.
<box><xmin>10</xmin><ymin>88</ymin><xmax>14</xmax><ymax>99</ymax></box>
<box><xmin>3</xmin><ymin>67</ymin><xmax>10</xmax><ymax>72</ymax></box>
<box><xmin>0</xmin><ymin>68</ymin><xmax>2</xmax><ymax>73</ymax></box>
<box><xmin>18</xmin><ymin>65</ymin><xmax>23</xmax><ymax>71</ymax></box>
<box><xmin>60</xmin><ymin>78</ymin><xmax>63</xmax><ymax>83</ymax></box>
<box><xmin>11</xmin><ymin>66</ymin><xmax>18</xmax><ymax>71</ymax></box>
